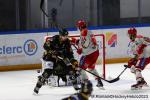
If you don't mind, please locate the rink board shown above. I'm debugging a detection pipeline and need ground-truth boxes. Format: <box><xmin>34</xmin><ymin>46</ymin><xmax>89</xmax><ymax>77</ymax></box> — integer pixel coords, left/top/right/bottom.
<box><xmin>0</xmin><ymin>25</ymin><xmax>150</xmax><ymax>70</ymax></box>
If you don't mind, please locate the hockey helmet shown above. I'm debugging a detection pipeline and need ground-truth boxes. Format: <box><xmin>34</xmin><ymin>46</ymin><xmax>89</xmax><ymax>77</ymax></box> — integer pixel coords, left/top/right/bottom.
<box><xmin>59</xmin><ymin>28</ymin><xmax>69</xmax><ymax>36</ymax></box>
<box><xmin>128</xmin><ymin>28</ymin><xmax>137</xmax><ymax>41</ymax></box>
<box><xmin>81</xmin><ymin>80</ymin><xmax>93</xmax><ymax>95</ymax></box>
<box><xmin>128</xmin><ymin>28</ymin><xmax>137</xmax><ymax>36</ymax></box>
<box><xmin>77</xmin><ymin>20</ymin><xmax>87</xmax><ymax>28</ymax></box>
<box><xmin>44</xmin><ymin>36</ymin><xmax>51</xmax><ymax>42</ymax></box>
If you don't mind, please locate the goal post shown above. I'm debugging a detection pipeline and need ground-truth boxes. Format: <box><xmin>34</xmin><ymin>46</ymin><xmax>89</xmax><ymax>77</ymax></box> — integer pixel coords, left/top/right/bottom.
<box><xmin>97</xmin><ymin>34</ymin><xmax>106</xmax><ymax>79</ymax></box>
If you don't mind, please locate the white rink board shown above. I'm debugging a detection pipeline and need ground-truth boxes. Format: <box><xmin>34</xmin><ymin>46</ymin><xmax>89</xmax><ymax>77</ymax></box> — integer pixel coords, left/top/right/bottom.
<box><xmin>0</xmin><ymin>27</ymin><xmax>150</xmax><ymax>66</ymax></box>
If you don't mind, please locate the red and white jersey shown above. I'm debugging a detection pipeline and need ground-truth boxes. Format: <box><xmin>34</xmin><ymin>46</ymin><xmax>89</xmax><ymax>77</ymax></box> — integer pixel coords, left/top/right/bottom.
<box><xmin>78</xmin><ymin>29</ymin><xmax>98</xmax><ymax>55</ymax></box>
<box><xmin>128</xmin><ymin>35</ymin><xmax>150</xmax><ymax>58</ymax></box>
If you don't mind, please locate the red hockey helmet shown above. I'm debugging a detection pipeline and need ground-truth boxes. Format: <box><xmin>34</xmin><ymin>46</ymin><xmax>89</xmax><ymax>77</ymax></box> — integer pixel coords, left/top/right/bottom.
<box><xmin>76</xmin><ymin>20</ymin><xmax>86</xmax><ymax>28</ymax></box>
<box><xmin>128</xmin><ymin>28</ymin><xmax>137</xmax><ymax>36</ymax></box>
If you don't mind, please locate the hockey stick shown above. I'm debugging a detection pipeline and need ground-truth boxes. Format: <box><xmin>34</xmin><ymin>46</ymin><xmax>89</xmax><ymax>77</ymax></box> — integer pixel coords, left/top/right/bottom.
<box><xmin>106</xmin><ymin>65</ymin><xmax>128</xmax><ymax>82</ymax></box>
<box><xmin>40</xmin><ymin>0</ymin><xmax>64</xmax><ymax>31</ymax></box>
<box><xmin>81</xmin><ymin>65</ymin><xmax>128</xmax><ymax>83</ymax></box>
<box><xmin>40</xmin><ymin>0</ymin><xmax>49</xmax><ymax>17</ymax></box>
<box><xmin>81</xmin><ymin>68</ymin><xmax>119</xmax><ymax>83</ymax></box>
<box><xmin>71</xmin><ymin>45</ymin><xmax>119</xmax><ymax>83</ymax></box>
<box><xmin>72</xmin><ymin>44</ymin><xmax>129</xmax><ymax>83</ymax></box>
<box><xmin>117</xmin><ymin>65</ymin><xmax>128</xmax><ymax>78</ymax></box>
<box><xmin>56</xmin><ymin>55</ymin><xmax>118</xmax><ymax>83</ymax></box>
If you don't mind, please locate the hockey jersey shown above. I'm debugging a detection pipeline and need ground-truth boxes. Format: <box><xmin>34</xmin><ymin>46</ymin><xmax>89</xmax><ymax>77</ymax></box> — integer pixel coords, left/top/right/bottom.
<box><xmin>78</xmin><ymin>29</ymin><xmax>98</xmax><ymax>56</ymax></box>
<box><xmin>43</xmin><ymin>35</ymin><xmax>74</xmax><ymax>60</ymax></box>
<box><xmin>128</xmin><ymin>35</ymin><xmax>150</xmax><ymax>58</ymax></box>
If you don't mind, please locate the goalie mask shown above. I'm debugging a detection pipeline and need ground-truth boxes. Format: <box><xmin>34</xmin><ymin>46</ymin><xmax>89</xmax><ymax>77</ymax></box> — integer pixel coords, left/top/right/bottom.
<box><xmin>81</xmin><ymin>80</ymin><xmax>93</xmax><ymax>95</ymax></box>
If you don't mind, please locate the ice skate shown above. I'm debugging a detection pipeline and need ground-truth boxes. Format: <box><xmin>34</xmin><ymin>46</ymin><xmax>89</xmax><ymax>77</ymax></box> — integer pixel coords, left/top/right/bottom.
<box><xmin>33</xmin><ymin>87</ymin><xmax>39</xmax><ymax>95</ymax></box>
<box><xmin>131</xmin><ymin>79</ymin><xmax>148</xmax><ymax>90</ymax></box>
<box><xmin>96</xmin><ymin>79</ymin><xmax>105</xmax><ymax>90</ymax></box>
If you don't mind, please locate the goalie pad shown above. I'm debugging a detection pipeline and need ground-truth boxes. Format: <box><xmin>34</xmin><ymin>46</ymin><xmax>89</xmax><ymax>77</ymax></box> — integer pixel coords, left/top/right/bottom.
<box><xmin>47</xmin><ymin>75</ymin><xmax>81</xmax><ymax>87</ymax></box>
<box><xmin>47</xmin><ymin>75</ymin><xmax>57</xmax><ymax>87</ymax></box>
<box><xmin>45</xmin><ymin>61</ymin><xmax>54</xmax><ymax>69</ymax></box>
<box><xmin>41</xmin><ymin>59</ymin><xmax>54</xmax><ymax>72</ymax></box>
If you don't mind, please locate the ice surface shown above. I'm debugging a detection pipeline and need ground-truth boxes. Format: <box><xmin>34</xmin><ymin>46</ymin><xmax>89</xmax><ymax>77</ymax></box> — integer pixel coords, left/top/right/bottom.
<box><xmin>0</xmin><ymin>63</ymin><xmax>150</xmax><ymax>100</ymax></box>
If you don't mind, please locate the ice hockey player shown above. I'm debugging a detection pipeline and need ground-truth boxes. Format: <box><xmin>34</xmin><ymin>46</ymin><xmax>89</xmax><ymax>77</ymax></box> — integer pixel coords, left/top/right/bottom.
<box><xmin>33</xmin><ymin>29</ymin><xmax>80</xmax><ymax>94</ymax></box>
<box><xmin>127</xmin><ymin>27</ymin><xmax>150</xmax><ymax>90</ymax></box>
<box><xmin>62</xmin><ymin>80</ymin><xmax>93</xmax><ymax>100</ymax></box>
<box><xmin>71</xmin><ymin>20</ymin><xmax>104</xmax><ymax>89</ymax></box>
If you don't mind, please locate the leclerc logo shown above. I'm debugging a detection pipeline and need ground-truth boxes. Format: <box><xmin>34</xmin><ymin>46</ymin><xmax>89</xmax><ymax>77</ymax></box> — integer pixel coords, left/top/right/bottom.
<box><xmin>23</xmin><ymin>39</ymin><xmax>38</xmax><ymax>56</ymax></box>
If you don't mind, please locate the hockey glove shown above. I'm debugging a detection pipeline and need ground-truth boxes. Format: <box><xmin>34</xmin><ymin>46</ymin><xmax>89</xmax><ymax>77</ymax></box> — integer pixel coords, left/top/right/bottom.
<box><xmin>70</xmin><ymin>37</ymin><xmax>76</xmax><ymax>44</ymax></box>
<box><xmin>70</xmin><ymin>37</ymin><xmax>79</xmax><ymax>45</ymax></box>
<box><xmin>128</xmin><ymin>58</ymin><xmax>138</xmax><ymax>68</ymax></box>
<box><xmin>77</xmin><ymin>48</ymin><xmax>82</xmax><ymax>55</ymax></box>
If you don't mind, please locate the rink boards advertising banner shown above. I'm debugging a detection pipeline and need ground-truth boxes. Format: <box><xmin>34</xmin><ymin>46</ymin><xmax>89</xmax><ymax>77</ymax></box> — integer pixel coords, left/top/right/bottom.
<box><xmin>0</xmin><ymin>33</ymin><xmax>45</xmax><ymax>66</ymax></box>
<box><xmin>0</xmin><ymin>26</ymin><xmax>150</xmax><ymax>66</ymax></box>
